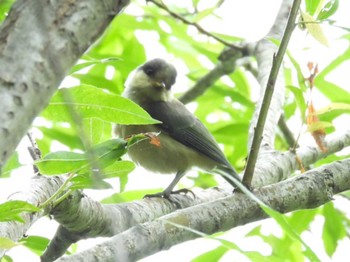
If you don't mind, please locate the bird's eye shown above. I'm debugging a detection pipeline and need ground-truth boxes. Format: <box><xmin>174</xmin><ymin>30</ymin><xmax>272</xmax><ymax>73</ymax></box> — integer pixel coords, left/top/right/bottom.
<box><xmin>145</xmin><ymin>67</ymin><xmax>154</xmax><ymax>76</ymax></box>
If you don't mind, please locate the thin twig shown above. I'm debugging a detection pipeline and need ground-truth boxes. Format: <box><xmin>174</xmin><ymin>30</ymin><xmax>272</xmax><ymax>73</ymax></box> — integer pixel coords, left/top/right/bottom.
<box><xmin>27</xmin><ymin>132</ymin><xmax>42</xmax><ymax>174</ymax></box>
<box><xmin>179</xmin><ymin>47</ymin><xmax>245</xmax><ymax>104</ymax></box>
<box><xmin>278</xmin><ymin>114</ymin><xmax>297</xmax><ymax>148</ymax></box>
<box><xmin>147</xmin><ymin>0</ymin><xmax>243</xmax><ymax>51</ymax></box>
<box><xmin>242</xmin><ymin>0</ymin><xmax>301</xmax><ymax>188</ymax></box>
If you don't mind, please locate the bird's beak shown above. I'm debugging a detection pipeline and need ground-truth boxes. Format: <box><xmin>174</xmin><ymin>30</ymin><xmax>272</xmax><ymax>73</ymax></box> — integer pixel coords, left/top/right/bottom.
<box><xmin>154</xmin><ymin>81</ymin><xmax>170</xmax><ymax>90</ymax></box>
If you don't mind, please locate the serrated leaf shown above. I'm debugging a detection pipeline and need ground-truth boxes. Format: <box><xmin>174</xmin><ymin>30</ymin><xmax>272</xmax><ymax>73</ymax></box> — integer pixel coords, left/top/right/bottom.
<box><xmin>301</xmin><ymin>11</ymin><xmax>329</xmax><ymax>46</ymax></box>
<box><xmin>0</xmin><ymin>201</ymin><xmax>40</xmax><ymax>223</ymax></box>
<box><xmin>42</xmin><ymin>85</ymin><xmax>159</xmax><ymax>125</ymax></box>
<box><xmin>0</xmin><ymin>237</ymin><xmax>17</xmax><ymax>250</ymax></box>
<box><xmin>317</xmin><ymin>0</ymin><xmax>339</xmax><ymax>20</ymax></box>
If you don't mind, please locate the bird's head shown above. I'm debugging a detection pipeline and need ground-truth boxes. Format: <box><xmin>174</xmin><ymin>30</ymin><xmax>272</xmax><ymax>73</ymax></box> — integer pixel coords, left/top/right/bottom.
<box><xmin>124</xmin><ymin>58</ymin><xmax>177</xmax><ymax>103</ymax></box>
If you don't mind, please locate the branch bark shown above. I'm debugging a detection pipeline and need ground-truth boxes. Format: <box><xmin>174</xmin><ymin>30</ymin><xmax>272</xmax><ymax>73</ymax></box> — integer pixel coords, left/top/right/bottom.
<box><xmin>0</xmin><ymin>176</ymin><xmax>64</xmax><ymax>257</ymax></box>
<box><xmin>55</xmin><ymin>158</ymin><xmax>350</xmax><ymax>262</ymax></box>
<box><xmin>0</xmin><ymin>0</ymin><xmax>130</xmax><ymax>168</ymax></box>
<box><xmin>40</xmin><ymin>129</ymin><xmax>350</xmax><ymax>261</ymax></box>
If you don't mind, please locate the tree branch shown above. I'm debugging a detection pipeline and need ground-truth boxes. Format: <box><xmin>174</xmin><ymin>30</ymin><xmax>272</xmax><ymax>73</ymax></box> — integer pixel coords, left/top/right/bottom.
<box><xmin>147</xmin><ymin>0</ymin><xmax>243</xmax><ymax>51</ymax></box>
<box><xmin>243</xmin><ymin>0</ymin><xmax>300</xmax><ymax>187</ymax></box>
<box><xmin>55</xmin><ymin>158</ymin><xmax>350</xmax><ymax>261</ymax></box>
<box><xmin>178</xmin><ymin>46</ymin><xmax>249</xmax><ymax>104</ymax></box>
<box><xmin>0</xmin><ymin>0</ymin><xmax>130</xmax><ymax>168</ymax></box>
<box><xmin>0</xmin><ymin>176</ymin><xmax>64</xmax><ymax>257</ymax></box>
<box><xmin>40</xmin><ymin>129</ymin><xmax>350</xmax><ymax>260</ymax></box>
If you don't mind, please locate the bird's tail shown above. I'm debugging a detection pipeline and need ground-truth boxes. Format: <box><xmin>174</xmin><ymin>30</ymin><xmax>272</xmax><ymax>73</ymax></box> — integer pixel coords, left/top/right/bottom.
<box><xmin>215</xmin><ymin>165</ymin><xmax>241</xmax><ymax>188</ymax></box>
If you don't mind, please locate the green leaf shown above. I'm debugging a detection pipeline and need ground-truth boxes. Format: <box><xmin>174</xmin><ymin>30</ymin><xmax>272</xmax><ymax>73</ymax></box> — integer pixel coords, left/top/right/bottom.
<box><xmin>191</xmin><ymin>246</ymin><xmax>227</xmax><ymax>262</ymax></box>
<box><xmin>42</xmin><ymin>85</ymin><xmax>159</xmax><ymax>125</ymax></box>
<box><xmin>2</xmin><ymin>255</ymin><xmax>13</xmax><ymax>262</ymax></box>
<box><xmin>36</xmin><ymin>151</ymin><xmax>88</xmax><ymax>175</ymax></box>
<box><xmin>0</xmin><ymin>201</ymin><xmax>40</xmax><ymax>223</ymax></box>
<box><xmin>1</xmin><ymin>152</ymin><xmax>20</xmax><ymax>177</ymax></box>
<box><xmin>19</xmin><ymin>236</ymin><xmax>50</xmax><ymax>256</ymax></box>
<box><xmin>305</xmin><ymin>0</ymin><xmax>324</xmax><ymax>16</ymax></box>
<box><xmin>286</xmin><ymin>85</ymin><xmax>307</xmax><ymax>118</ymax></box>
<box><xmin>322</xmin><ymin>203</ymin><xmax>346</xmax><ymax>256</ymax></box>
<box><xmin>70</xmin><ymin>175</ymin><xmax>112</xmax><ymax>190</ymax></box>
<box><xmin>260</xmin><ymin>205</ymin><xmax>321</xmax><ymax>262</ymax></box>
<box><xmin>69</xmin><ymin>57</ymin><xmax>121</xmax><ymax>75</ymax></box>
<box><xmin>301</xmin><ymin>11</ymin><xmax>329</xmax><ymax>46</ymax></box>
<box><xmin>307</xmin><ymin>121</ymin><xmax>333</xmax><ymax>132</ymax></box>
<box><xmin>38</xmin><ymin>125</ymin><xmax>84</xmax><ymax>150</ymax></box>
<box><xmin>316</xmin><ymin>102</ymin><xmax>350</xmax><ymax>115</ymax></box>
<box><xmin>102</xmin><ymin>160</ymin><xmax>135</xmax><ymax>178</ymax></box>
<box><xmin>36</xmin><ymin>139</ymin><xmax>128</xmax><ymax>175</ymax></box>
<box><xmin>0</xmin><ymin>0</ymin><xmax>14</xmax><ymax>24</ymax></box>
<box><xmin>192</xmin><ymin>6</ymin><xmax>217</xmax><ymax>22</ymax></box>
<box><xmin>286</xmin><ymin>209</ymin><xmax>318</xmax><ymax>234</ymax></box>
<box><xmin>317</xmin><ymin>0</ymin><xmax>339</xmax><ymax>20</ymax></box>
<box><xmin>83</xmin><ymin>118</ymin><xmax>112</xmax><ymax>145</ymax></box>
<box><xmin>0</xmin><ymin>237</ymin><xmax>17</xmax><ymax>250</ymax></box>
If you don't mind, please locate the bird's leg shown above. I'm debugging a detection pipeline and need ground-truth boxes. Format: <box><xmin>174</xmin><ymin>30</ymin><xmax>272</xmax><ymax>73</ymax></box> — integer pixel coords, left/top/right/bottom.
<box><xmin>144</xmin><ymin>171</ymin><xmax>195</xmax><ymax>200</ymax></box>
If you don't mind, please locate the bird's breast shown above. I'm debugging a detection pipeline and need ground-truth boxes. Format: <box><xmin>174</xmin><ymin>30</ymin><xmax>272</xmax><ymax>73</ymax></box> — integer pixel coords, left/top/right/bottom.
<box><xmin>115</xmin><ymin>124</ymin><xmax>217</xmax><ymax>174</ymax></box>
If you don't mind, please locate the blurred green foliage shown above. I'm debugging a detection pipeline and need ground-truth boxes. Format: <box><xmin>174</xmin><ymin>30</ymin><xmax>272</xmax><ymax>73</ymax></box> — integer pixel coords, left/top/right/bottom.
<box><xmin>1</xmin><ymin>0</ymin><xmax>350</xmax><ymax>261</ymax></box>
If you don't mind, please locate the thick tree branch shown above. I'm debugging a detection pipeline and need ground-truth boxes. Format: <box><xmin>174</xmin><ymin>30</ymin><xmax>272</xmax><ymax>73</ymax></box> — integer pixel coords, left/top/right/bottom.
<box><xmin>41</xmin><ymin>130</ymin><xmax>350</xmax><ymax>261</ymax></box>
<box><xmin>0</xmin><ymin>176</ymin><xmax>64</xmax><ymax>257</ymax></box>
<box><xmin>0</xmin><ymin>0</ymin><xmax>130</xmax><ymax>168</ymax></box>
<box><xmin>55</xmin><ymin>159</ymin><xmax>350</xmax><ymax>262</ymax></box>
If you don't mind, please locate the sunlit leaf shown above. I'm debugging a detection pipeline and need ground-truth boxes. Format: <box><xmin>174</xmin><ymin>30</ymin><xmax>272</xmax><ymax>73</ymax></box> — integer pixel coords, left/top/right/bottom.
<box><xmin>305</xmin><ymin>0</ymin><xmax>324</xmax><ymax>16</ymax></box>
<box><xmin>1</xmin><ymin>152</ymin><xmax>20</xmax><ymax>177</ymax></box>
<box><xmin>316</xmin><ymin>102</ymin><xmax>350</xmax><ymax>115</ymax></box>
<box><xmin>192</xmin><ymin>246</ymin><xmax>227</xmax><ymax>262</ymax></box>
<box><xmin>42</xmin><ymin>85</ymin><xmax>159</xmax><ymax>125</ymax></box>
<box><xmin>301</xmin><ymin>11</ymin><xmax>329</xmax><ymax>46</ymax></box>
<box><xmin>0</xmin><ymin>201</ymin><xmax>40</xmax><ymax>223</ymax></box>
<box><xmin>36</xmin><ymin>139</ymin><xmax>128</xmax><ymax>175</ymax></box>
<box><xmin>317</xmin><ymin>0</ymin><xmax>339</xmax><ymax>20</ymax></box>
<box><xmin>0</xmin><ymin>237</ymin><xmax>17</xmax><ymax>250</ymax></box>
<box><xmin>322</xmin><ymin>203</ymin><xmax>347</xmax><ymax>256</ymax></box>
<box><xmin>19</xmin><ymin>236</ymin><xmax>50</xmax><ymax>256</ymax></box>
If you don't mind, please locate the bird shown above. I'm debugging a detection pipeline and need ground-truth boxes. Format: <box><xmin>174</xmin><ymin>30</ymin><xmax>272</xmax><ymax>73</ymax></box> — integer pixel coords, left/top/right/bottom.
<box><xmin>115</xmin><ymin>58</ymin><xmax>241</xmax><ymax>199</ymax></box>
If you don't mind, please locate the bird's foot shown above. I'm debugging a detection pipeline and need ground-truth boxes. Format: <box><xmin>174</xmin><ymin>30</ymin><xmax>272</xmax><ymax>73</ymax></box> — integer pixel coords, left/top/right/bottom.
<box><xmin>169</xmin><ymin>188</ymin><xmax>196</xmax><ymax>199</ymax></box>
<box><xmin>144</xmin><ymin>188</ymin><xmax>196</xmax><ymax>208</ymax></box>
<box><xmin>144</xmin><ymin>188</ymin><xmax>195</xmax><ymax>199</ymax></box>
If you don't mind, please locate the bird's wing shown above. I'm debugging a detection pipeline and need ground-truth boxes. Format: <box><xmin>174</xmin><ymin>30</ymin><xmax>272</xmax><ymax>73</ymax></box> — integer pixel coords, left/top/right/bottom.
<box><xmin>144</xmin><ymin>99</ymin><xmax>232</xmax><ymax>169</ymax></box>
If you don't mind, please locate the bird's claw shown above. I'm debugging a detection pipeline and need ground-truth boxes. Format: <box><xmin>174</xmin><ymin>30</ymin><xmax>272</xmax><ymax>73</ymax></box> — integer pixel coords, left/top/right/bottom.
<box><xmin>144</xmin><ymin>188</ymin><xmax>195</xmax><ymax>199</ymax></box>
<box><xmin>144</xmin><ymin>188</ymin><xmax>196</xmax><ymax>208</ymax></box>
